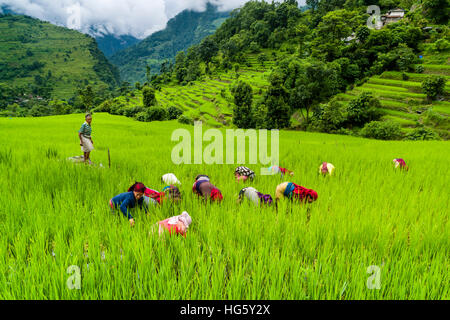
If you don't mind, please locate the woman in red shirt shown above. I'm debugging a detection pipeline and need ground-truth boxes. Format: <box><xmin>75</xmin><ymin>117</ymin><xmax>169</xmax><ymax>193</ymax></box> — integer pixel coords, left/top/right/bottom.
<box><xmin>158</xmin><ymin>211</ymin><xmax>192</xmax><ymax>237</ymax></box>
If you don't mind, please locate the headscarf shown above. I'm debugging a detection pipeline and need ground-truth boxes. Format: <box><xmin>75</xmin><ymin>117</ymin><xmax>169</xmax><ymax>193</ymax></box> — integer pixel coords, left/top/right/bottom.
<box><xmin>128</xmin><ymin>182</ymin><xmax>146</xmax><ymax>193</ymax></box>
<box><xmin>178</xmin><ymin>211</ymin><xmax>192</xmax><ymax>229</ymax></box>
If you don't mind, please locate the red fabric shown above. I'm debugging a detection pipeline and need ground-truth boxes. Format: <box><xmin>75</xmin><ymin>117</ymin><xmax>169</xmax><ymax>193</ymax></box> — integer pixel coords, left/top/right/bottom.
<box><xmin>279</xmin><ymin>167</ymin><xmax>287</xmax><ymax>175</ymax></box>
<box><xmin>210</xmin><ymin>188</ymin><xmax>223</xmax><ymax>202</ymax></box>
<box><xmin>128</xmin><ymin>183</ymin><xmax>146</xmax><ymax>193</ymax></box>
<box><xmin>109</xmin><ymin>199</ymin><xmax>114</xmax><ymax>209</ymax></box>
<box><xmin>159</xmin><ymin>219</ymin><xmax>185</xmax><ymax>237</ymax></box>
<box><xmin>321</xmin><ymin>162</ymin><xmax>329</xmax><ymax>174</ymax></box>
<box><xmin>292</xmin><ymin>183</ymin><xmax>318</xmax><ymax>202</ymax></box>
<box><xmin>144</xmin><ymin>188</ymin><xmax>165</xmax><ymax>204</ymax></box>
<box><xmin>396</xmin><ymin>159</ymin><xmax>407</xmax><ymax>168</ymax></box>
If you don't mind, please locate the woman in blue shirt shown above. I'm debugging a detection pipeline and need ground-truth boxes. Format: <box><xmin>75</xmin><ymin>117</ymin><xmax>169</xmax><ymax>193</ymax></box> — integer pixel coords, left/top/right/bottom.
<box><xmin>109</xmin><ymin>183</ymin><xmax>147</xmax><ymax>227</ymax></box>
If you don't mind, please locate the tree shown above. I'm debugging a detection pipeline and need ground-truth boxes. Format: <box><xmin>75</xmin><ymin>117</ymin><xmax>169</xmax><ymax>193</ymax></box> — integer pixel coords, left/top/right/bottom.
<box><xmin>346</xmin><ymin>92</ymin><xmax>383</xmax><ymax>127</ymax></box>
<box><xmin>198</xmin><ymin>36</ymin><xmax>218</xmax><ymax>69</ymax></box>
<box><xmin>257</xmin><ymin>53</ymin><xmax>268</xmax><ymax>66</ymax></box>
<box><xmin>119</xmin><ymin>82</ymin><xmax>131</xmax><ymax>96</ymax></box>
<box><xmin>422</xmin><ymin>76</ymin><xmax>446</xmax><ymax>101</ymax></box>
<box><xmin>313</xmin><ymin>99</ymin><xmax>346</xmax><ymax>133</ymax></box>
<box><xmin>142</xmin><ymin>86</ymin><xmax>157</xmax><ymax>108</ymax></box>
<box><xmin>356</xmin><ymin>25</ymin><xmax>370</xmax><ymax>43</ymax></box>
<box><xmin>286</xmin><ymin>60</ymin><xmax>340</xmax><ymax>123</ymax></box>
<box><xmin>306</xmin><ymin>0</ymin><xmax>319</xmax><ymax>11</ymax></box>
<box><xmin>231</xmin><ymin>81</ymin><xmax>254</xmax><ymax>128</ymax></box>
<box><xmin>422</xmin><ymin>0</ymin><xmax>450</xmax><ymax>24</ymax></box>
<box><xmin>78</xmin><ymin>85</ymin><xmax>95</xmax><ymax>112</ymax></box>
<box><xmin>265</xmin><ymin>95</ymin><xmax>291</xmax><ymax>129</ymax></box>
<box><xmin>311</xmin><ymin>9</ymin><xmax>362</xmax><ymax>61</ymax></box>
<box><xmin>146</xmin><ymin>65</ymin><xmax>151</xmax><ymax>83</ymax></box>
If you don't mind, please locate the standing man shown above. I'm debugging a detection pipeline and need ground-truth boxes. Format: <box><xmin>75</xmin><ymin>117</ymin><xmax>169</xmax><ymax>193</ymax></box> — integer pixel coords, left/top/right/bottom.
<box><xmin>78</xmin><ymin>113</ymin><xmax>94</xmax><ymax>164</ymax></box>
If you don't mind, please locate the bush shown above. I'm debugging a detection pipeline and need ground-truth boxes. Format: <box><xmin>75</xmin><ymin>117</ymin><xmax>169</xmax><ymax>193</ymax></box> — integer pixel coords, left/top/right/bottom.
<box><xmin>135</xmin><ymin>112</ymin><xmax>148</xmax><ymax>122</ymax></box>
<box><xmin>346</xmin><ymin>92</ymin><xmax>383</xmax><ymax>127</ymax></box>
<box><xmin>360</xmin><ymin>121</ymin><xmax>403</xmax><ymax>140</ymax></box>
<box><xmin>422</xmin><ymin>76</ymin><xmax>446</xmax><ymax>101</ymax></box>
<box><xmin>405</xmin><ymin>126</ymin><xmax>440</xmax><ymax>140</ymax></box>
<box><xmin>178</xmin><ymin>115</ymin><xmax>194</xmax><ymax>125</ymax></box>
<box><xmin>167</xmin><ymin>106</ymin><xmax>183</xmax><ymax>120</ymax></box>
<box><xmin>142</xmin><ymin>86</ymin><xmax>157</xmax><ymax>108</ymax></box>
<box><xmin>123</xmin><ymin>106</ymin><xmax>144</xmax><ymax>118</ymax></box>
<box><xmin>312</xmin><ymin>99</ymin><xmax>346</xmax><ymax>133</ymax></box>
<box><xmin>415</xmin><ymin>65</ymin><xmax>424</xmax><ymax>74</ymax></box>
<box><xmin>146</xmin><ymin>107</ymin><xmax>168</xmax><ymax>121</ymax></box>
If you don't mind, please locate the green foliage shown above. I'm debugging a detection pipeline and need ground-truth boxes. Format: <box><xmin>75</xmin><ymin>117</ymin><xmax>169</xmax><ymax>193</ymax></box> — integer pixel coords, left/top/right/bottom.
<box><xmin>346</xmin><ymin>92</ymin><xmax>383</xmax><ymax>127</ymax></box>
<box><xmin>178</xmin><ymin>114</ymin><xmax>194</xmax><ymax>125</ymax></box>
<box><xmin>123</xmin><ymin>106</ymin><xmax>145</xmax><ymax>118</ymax></box>
<box><xmin>422</xmin><ymin>0</ymin><xmax>450</xmax><ymax>24</ymax></box>
<box><xmin>360</xmin><ymin>121</ymin><xmax>403</xmax><ymax>140</ymax></box>
<box><xmin>167</xmin><ymin>106</ymin><xmax>183</xmax><ymax>120</ymax></box>
<box><xmin>265</xmin><ymin>94</ymin><xmax>291</xmax><ymax>129</ymax></box>
<box><xmin>415</xmin><ymin>65</ymin><xmax>425</xmax><ymax>74</ymax></box>
<box><xmin>142</xmin><ymin>86</ymin><xmax>157</xmax><ymax>108</ymax></box>
<box><xmin>146</xmin><ymin>107</ymin><xmax>168</xmax><ymax>122</ymax></box>
<box><xmin>405</xmin><ymin>125</ymin><xmax>441</xmax><ymax>140</ymax></box>
<box><xmin>372</xmin><ymin>44</ymin><xmax>418</xmax><ymax>74</ymax></box>
<box><xmin>78</xmin><ymin>85</ymin><xmax>95</xmax><ymax>113</ymax></box>
<box><xmin>231</xmin><ymin>81</ymin><xmax>254</xmax><ymax>128</ymax></box>
<box><xmin>421</xmin><ymin>75</ymin><xmax>446</xmax><ymax>101</ymax></box>
<box><xmin>312</xmin><ymin>99</ymin><xmax>346</xmax><ymax>133</ymax></box>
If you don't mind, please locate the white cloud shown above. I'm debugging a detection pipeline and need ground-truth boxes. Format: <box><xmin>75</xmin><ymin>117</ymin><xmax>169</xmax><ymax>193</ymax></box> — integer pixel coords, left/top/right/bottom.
<box><xmin>0</xmin><ymin>0</ymin><xmax>306</xmax><ymax>39</ymax></box>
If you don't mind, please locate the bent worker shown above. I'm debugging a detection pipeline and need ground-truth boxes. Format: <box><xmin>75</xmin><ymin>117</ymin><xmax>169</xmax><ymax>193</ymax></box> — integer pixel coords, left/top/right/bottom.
<box><xmin>192</xmin><ymin>175</ymin><xmax>223</xmax><ymax>202</ymax></box>
<box><xmin>275</xmin><ymin>182</ymin><xmax>318</xmax><ymax>203</ymax></box>
<box><xmin>78</xmin><ymin>113</ymin><xmax>94</xmax><ymax>164</ymax></box>
<box><xmin>143</xmin><ymin>185</ymin><xmax>182</xmax><ymax>206</ymax></box>
<box><xmin>319</xmin><ymin>162</ymin><xmax>335</xmax><ymax>176</ymax></box>
<box><xmin>158</xmin><ymin>211</ymin><xmax>192</xmax><ymax>237</ymax></box>
<box><xmin>235</xmin><ymin>166</ymin><xmax>255</xmax><ymax>182</ymax></box>
<box><xmin>109</xmin><ymin>182</ymin><xmax>147</xmax><ymax>227</ymax></box>
<box><xmin>268</xmin><ymin>166</ymin><xmax>294</xmax><ymax>178</ymax></box>
<box><xmin>238</xmin><ymin>187</ymin><xmax>273</xmax><ymax>206</ymax></box>
<box><xmin>393</xmin><ymin>158</ymin><xmax>409</xmax><ymax>171</ymax></box>
<box><xmin>161</xmin><ymin>173</ymin><xmax>181</xmax><ymax>185</ymax></box>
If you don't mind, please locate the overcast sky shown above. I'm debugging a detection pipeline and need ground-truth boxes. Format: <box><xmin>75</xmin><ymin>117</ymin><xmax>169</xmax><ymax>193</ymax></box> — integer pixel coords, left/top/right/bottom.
<box><xmin>0</xmin><ymin>0</ymin><xmax>306</xmax><ymax>39</ymax></box>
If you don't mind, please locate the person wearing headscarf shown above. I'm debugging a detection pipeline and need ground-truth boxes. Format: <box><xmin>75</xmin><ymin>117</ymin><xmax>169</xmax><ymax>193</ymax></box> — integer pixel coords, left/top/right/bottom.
<box><xmin>319</xmin><ymin>162</ymin><xmax>335</xmax><ymax>176</ymax></box>
<box><xmin>109</xmin><ymin>182</ymin><xmax>147</xmax><ymax>227</ymax></box>
<box><xmin>158</xmin><ymin>211</ymin><xmax>192</xmax><ymax>237</ymax></box>
<box><xmin>192</xmin><ymin>175</ymin><xmax>223</xmax><ymax>202</ymax></box>
<box><xmin>268</xmin><ymin>166</ymin><xmax>294</xmax><ymax>178</ymax></box>
<box><xmin>238</xmin><ymin>187</ymin><xmax>273</xmax><ymax>206</ymax></box>
<box><xmin>234</xmin><ymin>166</ymin><xmax>255</xmax><ymax>182</ymax></box>
<box><xmin>161</xmin><ymin>173</ymin><xmax>181</xmax><ymax>185</ymax></box>
<box><xmin>275</xmin><ymin>182</ymin><xmax>318</xmax><ymax>203</ymax></box>
<box><xmin>393</xmin><ymin>158</ymin><xmax>409</xmax><ymax>171</ymax></box>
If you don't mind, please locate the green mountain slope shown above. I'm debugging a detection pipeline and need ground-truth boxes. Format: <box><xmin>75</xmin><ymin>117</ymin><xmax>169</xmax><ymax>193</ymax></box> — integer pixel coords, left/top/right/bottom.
<box><xmin>102</xmin><ymin>0</ymin><xmax>448</xmax><ymax>140</ymax></box>
<box><xmin>95</xmin><ymin>34</ymin><xmax>140</xmax><ymax>58</ymax></box>
<box><xmin>0</xmin><ymin>14</ymin><xmax>120</xmax><ymax>102</ymax></box>
<box><xmin>110</xmin><ymin>3</ymin><xmax>229</xmax><ymax>84</ymax></box>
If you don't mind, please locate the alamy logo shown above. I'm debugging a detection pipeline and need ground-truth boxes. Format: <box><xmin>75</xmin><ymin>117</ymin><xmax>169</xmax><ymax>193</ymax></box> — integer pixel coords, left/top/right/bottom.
<box><xmin>367</xmin><ymin>5</ymin><xmax>382</xmax><ymax>29</ymax></box>
<box><xmin>171</xmin><ymin>122</ymin><xmax>279</xmax><ymax>175</ymax></box>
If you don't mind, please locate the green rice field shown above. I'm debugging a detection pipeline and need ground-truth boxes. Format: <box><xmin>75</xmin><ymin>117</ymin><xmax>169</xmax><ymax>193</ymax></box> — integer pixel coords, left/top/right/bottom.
<box><xmin>0</xmin><ymin>113</ymin><xmax>448</xmax><ymax>299</ymax></box>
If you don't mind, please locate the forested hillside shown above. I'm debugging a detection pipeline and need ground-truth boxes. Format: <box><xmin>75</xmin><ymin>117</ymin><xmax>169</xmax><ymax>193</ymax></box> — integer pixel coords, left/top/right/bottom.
<box><xmin>110</xmin><ymin>3</ymin><xmax>230</xmax><ymax>84</ymax></box>
<box><xmin>101</xmin><ymin>0</ymin><xmax>449</xmax><ymax>140</ymax></box>
<box><xmin>0</xmin><ymin>14</ymin><xmax>121</xmax><ymax>115</ymax></box>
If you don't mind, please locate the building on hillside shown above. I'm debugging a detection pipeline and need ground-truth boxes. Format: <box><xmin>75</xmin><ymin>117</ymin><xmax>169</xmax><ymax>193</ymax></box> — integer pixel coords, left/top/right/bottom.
<box><xmin>381</xmin><ymin>8</ymin><xmax>405</xmax><ymax>26</ymax></box>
